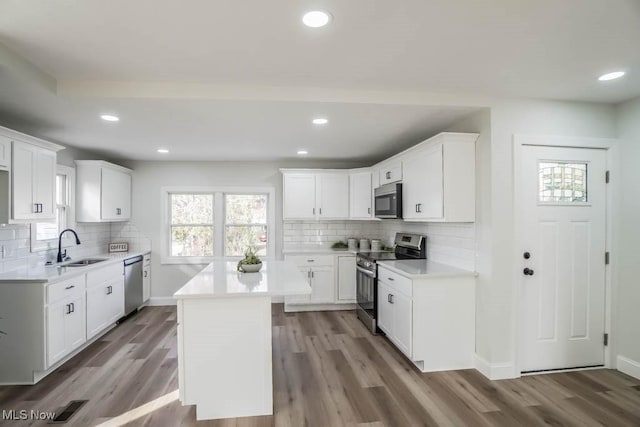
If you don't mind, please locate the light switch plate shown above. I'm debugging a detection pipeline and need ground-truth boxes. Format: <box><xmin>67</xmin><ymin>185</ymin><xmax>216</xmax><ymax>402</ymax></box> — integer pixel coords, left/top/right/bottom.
<box><xmin>108</xmin><ymin>242</ymin><xmax>129</xmax><ymax>253</ymax></box>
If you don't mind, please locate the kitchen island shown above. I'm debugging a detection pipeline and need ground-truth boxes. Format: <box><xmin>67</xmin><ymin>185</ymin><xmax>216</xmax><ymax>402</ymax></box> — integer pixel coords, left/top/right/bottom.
<box><xmin>174</xmin><ymin>260</ymin><xmax>311</xmax><ymax>421</ymax></box>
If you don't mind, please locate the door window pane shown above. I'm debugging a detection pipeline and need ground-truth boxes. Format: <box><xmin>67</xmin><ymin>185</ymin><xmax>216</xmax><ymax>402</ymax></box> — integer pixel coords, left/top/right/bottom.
<box><xmin>539</xmin><ymin>162</ymin><xmax>588</xmax><ymax>203</ymax></box>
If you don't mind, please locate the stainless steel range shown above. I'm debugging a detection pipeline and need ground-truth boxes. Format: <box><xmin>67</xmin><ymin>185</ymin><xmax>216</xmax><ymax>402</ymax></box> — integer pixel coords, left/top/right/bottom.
<box><xmin>356</xmin><ymin>232</ymin><xmax>426</xmax><ymax>334</ymax></box>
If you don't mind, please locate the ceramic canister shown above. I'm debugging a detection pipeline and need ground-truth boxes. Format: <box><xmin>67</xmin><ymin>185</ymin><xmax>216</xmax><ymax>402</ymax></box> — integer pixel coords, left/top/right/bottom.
<box><xmin>347</xmin><ymin>238</ymin><xmax>358</xmax><ymax>251</ymax></box>
<box><xmin>359</xmin><ymin>239</ymin><xmax>370</xmax><ymax>251</ymax></box>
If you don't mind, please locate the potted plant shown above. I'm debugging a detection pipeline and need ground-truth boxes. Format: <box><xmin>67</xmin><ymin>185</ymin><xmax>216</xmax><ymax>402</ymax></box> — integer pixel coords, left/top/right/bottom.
<box><xmin>237</xmin><ymin>248</ymin><xmax>263</xmax><ymax>273</ymax></box>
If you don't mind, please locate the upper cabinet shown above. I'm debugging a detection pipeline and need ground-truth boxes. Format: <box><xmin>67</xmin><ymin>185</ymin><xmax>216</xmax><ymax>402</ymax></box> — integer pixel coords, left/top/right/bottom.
<box><xmin>349</xmin><ymin>171</ymin><xmax>373</xmax><ymax>219</ymax></box>
<box><xmin>76</xmin><ymin>161</ymin><xmax>132</xmax><ymax>222</ymax></box>
<box><xmin>0</xmin><ymin>127</ymin><xmax>63</xmax><ymax>224</ymax></box>
<box><xmin>402</xmin><ymin>133</ymin><xmax>476</xmax><ymax>222</ymax></box>
<box><xmin>378</xmin><ymin>161</ymin><xmax>402</xmax><ymax>186</ymax></box>
<box><xmin>282</xmin><ymin>171</ymin><xmax>349</xmax><ymax>220</ymax></box>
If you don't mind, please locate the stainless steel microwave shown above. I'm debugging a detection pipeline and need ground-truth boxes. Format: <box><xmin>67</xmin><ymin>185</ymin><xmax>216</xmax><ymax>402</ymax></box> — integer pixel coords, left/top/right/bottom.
<box><xmin>374</xmin><ymin>183</ymin><xmax>402</xmax><ymax>219</ymax></box>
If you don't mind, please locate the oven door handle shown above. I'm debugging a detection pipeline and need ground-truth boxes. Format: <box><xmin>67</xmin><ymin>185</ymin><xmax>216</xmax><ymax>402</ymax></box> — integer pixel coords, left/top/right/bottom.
<box><xmin>356</xmin><ymin>266</ymin><xmax>376</xmax><ymax>278</ymax></box>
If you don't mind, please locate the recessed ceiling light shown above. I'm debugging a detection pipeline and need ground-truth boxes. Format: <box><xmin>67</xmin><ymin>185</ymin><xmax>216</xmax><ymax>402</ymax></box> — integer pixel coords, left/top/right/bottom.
<box><xmin>297</xmin><ymin>150</ymin><xmax>309</xmax><ymax>155</ymax></box>
<box><xmin>598</xmin><ymin>71</ymin><xmax>625</xmax><ymax>81</ymax></box>
<box><xmin>312</xmin><ymin>118</ymin><xmax>328</xmax><ymax>125</ymax></box>
<box><xmin>100</xmin><ymin>114</ymin><xmax>119</xmax><ymax>122</ymax></box>
<box><xmin>302</xmin><ymin>11</ymin><xmax>331</xmax><ymax>28</ymax></box>
<box><xmin>157</xmin><ymin>148</ymin><xmax>169</xmax><ymax>154</ymax></box>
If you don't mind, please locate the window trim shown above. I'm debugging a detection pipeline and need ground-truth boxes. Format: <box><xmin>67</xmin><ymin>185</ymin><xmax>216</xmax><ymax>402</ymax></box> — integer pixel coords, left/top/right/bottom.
<box><xmin>30</xmin><ymin>165</ymin><xmax>76</xmax><ymax>253</ymax></box>
<box><xmin>161</xmin><ymin>186</ymin><xmax>276</xmax><ymax>265</ymax></box>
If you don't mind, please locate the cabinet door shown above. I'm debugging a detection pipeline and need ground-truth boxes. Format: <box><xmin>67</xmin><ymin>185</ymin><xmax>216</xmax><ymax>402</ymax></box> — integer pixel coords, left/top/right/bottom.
<box><xmin>379</xmin><ymin>163</ymin><xmax>402</xmax><ymax>185</ymax></box>
<box><xmin>105</xmin><ymin>277</ymin><xmax>125</xmax><ymax>325</ymax></box>
<box><xmin>310</xmin><ymin>267</ymin><xmax>335</xmax><ymax>303</ymax></box>
<box><xmin>65</xmin><ymin>294</ymin><xmax>86</xmax><ymax>352</ymax></box>
<box><xmin>377</xmin><ymin>281</ymin><xmax>393</xmax><ymax>335</ymax></box>
<box><xmin>11</xmin><ymin>141</ymin><xmax>37</xmax><ymax>219</ymax></box>
<box><xmin>46</xmin><ymin>300</ymin><xmax>67</xmax><ymax>367</ymax></box>
<box><xmin>287</xmin><ymin>268</ymin><xmax>312</xmax><ymax>304</ymax></box>
<box><xmin>101</xmin><ymin>168</ymin><xmax>131</xmax><ymax>221</ymax></box>
<box><xmin>337</xmin><ymin>256</ymin><xmax>356</xmax><ymax>301</ymax></box>
<box><xmin>283</xmin><ymin>174</ymin><xmax>316</xmax><ymax>219</ymax></box>
<box><xmin>143</xmin><ymin>263</ymin><xmax>151</xmax><ymax>302</ymax></box>
<box><xmin>317</xmin><ymin>174</ymin><xmax>349</xmax><ymax>219</ymax></box>
<box><xmin>0</xmin><ymin>135</ymin><xmax>10</xmax><ymax>169</ymax></box>
<box><xmin>403</xmin><ymin>144</ymin><xmax>443</xmax><ymax>220</ymax></box>
<box><xmin>349</xmin><ymin>172</ymin><xmax>373</xmax><ymax>219</ymax></box>
<box><xmin>34</xmin><ymin>148</ymin><xmax>56</xmax><ymax>219</ymax></box>
<box><xmin>393</xmin><ymin>292</ymin><xmax>412</xmax><ymax>357</ymax></box>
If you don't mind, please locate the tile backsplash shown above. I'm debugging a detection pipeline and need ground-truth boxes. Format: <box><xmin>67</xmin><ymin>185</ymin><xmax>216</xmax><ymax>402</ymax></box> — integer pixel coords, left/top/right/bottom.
<box><xmin>0</xmin><ymin>221</ymin><xmax>151</xmax><ymax>273</ymax></box>
<box><xmin>283</xmin><ymin>219</ymin><xmax>476</xmax><ymax>271</ymax></box>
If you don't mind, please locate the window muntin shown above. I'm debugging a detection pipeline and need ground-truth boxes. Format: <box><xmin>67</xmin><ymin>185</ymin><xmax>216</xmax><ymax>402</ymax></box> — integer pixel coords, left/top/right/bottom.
<box><xmin>538</xmin><ymin>162</ymin><xmax>588</xmax><ymax>204</ymax></box>
<box><xmin>169</xmin><ymin>194</ymin><xmax>214</xmax><ymax>257</ymax></box>
<box><xmin>224</xmin><ymin>194</ymin><xmax>268</xmax><ymax>256</ymax></box>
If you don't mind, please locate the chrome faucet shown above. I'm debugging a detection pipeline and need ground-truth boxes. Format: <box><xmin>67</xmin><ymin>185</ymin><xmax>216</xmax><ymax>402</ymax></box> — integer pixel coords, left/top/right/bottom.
<box><xmin>57</xmin><ymin>229</ymin><xmax>81</xmax><ymax>263</ymax></box>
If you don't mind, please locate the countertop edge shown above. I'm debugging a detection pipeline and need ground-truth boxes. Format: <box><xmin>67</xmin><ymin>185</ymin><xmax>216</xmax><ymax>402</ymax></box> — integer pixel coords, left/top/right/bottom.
<box><xmin>377</xmin><ymin>260</ymin><xmax>478</xmax><ymax>279</ymax></box>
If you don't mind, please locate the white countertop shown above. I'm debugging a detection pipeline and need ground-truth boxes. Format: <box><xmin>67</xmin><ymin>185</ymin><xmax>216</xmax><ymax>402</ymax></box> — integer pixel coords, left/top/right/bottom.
<box><xmin>174</xmin><ymin>260</ymin><xmax>311</xmax><ymax>299</ymax></box>
<box><xmin>0</xmin><ymin>251</ymin><xmax>151</xmax><ymax>283</ymax></box>
<box><xmin>378</xmin><ymin>259</ymin><xmax>477</xmax><ymax>279</ymax></box>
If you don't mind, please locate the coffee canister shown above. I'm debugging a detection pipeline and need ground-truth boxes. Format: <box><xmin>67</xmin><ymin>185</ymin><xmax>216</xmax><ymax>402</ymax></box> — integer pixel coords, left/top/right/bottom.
<box><xmin>371</xmin><ymin>239</ymin><xmax>382</xmax><ymax>251</ymax></box>
<box><xmin>359</xmin><ymin>239</ymin><xmax>370</xmax><ymax>251</ymax></box>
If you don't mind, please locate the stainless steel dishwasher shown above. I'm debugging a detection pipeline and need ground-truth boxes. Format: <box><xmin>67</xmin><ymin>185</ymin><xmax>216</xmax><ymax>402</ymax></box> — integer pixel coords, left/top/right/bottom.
<box><xmin>124</xmin><ymin>255</ymin><xmax>144</xmax><ymax>316</ymax></box>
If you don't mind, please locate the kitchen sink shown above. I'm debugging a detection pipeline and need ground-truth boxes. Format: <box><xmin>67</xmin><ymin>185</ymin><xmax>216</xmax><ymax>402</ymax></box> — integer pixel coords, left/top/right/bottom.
<box><xmin>63</xmin><ymin>258</ymin><xmax>108</xmax><ymax>267</ymax></box>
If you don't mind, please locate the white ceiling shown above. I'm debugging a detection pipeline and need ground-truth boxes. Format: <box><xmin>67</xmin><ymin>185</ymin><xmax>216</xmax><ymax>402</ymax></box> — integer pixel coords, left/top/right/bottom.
<box><xmin>0</xmin><ymin>0</ymin><xmax>638</xmax><ymax>161</ymax></box>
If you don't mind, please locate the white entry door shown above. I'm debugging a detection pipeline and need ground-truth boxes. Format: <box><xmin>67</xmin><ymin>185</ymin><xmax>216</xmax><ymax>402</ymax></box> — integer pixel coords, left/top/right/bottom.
<box><xmin>520</xmin><ymin>145</ymin><xmax>607</xmax><ymax>372</ymax></box>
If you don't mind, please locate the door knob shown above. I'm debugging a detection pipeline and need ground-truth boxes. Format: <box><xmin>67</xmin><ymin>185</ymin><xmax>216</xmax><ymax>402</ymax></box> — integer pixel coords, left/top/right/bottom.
<box><xmin>523</xmin><ymin>268</ymin><xmax>534</xmax><ymax>276</ymax></box>
<box><xmin>523</xmin><ymin>252</ymin><xmax>531</xmax><ymax>259</ymax></box>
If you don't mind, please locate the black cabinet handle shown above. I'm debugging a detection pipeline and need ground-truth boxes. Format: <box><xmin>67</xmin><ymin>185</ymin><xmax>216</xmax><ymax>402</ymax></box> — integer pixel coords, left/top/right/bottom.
<box><xmin>65</xmin><ymin>285</ymin><xmax>75</xmax><ymax>290</ymax></box>
<box><xmin>389</xmin><ymin>294</ymin><xmax>394</xmax><ymax>304</ymax></box>
<box><xmin>523</xmin><ymin>252</ymin><xmax>531</xmax><ymax>259</ymax></box>
<box><xmin>66</xmin><ymin>304</ymin><xmax>71</xmax><ymax>315</ymax></box>
<box><xmin>368</xmin><ymin>207</ymin><xmax>371</xmax><ymax>214</ymax></box>
<box><xmin>523</xmin><ymin>268</ymin><xmax>535</xmax><ymax>276</ymax></box>
<box><xmin>144</xmin><ymin>271</ymin><xmax>148</xmax><ymax>278</ymax></box>
<box><xmin>386</xmin><ymin>171</ymin><xmax>391</xmax><ymax>179</ymax></box>
<box><xmin>388</xmin><ymin>277</ymin><xmax>394</xmax><ymax>281</ymax></box>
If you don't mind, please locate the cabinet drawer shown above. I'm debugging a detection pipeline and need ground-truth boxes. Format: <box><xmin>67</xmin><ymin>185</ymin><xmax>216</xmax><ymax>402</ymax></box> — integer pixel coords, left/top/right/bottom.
<box><xmin>143</xmin><ymin>254</ymin><xmax>151</xmax><ymax>266</ymax></box>
<box><xmin>378</xmin><ymin>266</ymin><xmax>412</xmax><ymax>298</ymax></box>
<box><xmin>285</xmin><ymin>254</ymin><xmax>334</xmax><ymax>268</ymax></box>
<box><xmin>87</xmin><ymin>263</ymin><xmax>124</xmax><ymax>288</ymax></box>
<box><xmin>47</xmin><ymin>277</ymin><xmax>85</xmax><ymax>305</ymax></box>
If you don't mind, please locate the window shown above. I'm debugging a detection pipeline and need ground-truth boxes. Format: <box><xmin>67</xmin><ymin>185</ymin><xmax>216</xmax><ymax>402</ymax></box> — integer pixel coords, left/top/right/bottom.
<box><xmin>30</xmin><ymin>165</ymin><xmax>75</xmax><ymax>252</ymax></box>
<box><xmin>538</xmin><ymin>161</ymin><xmax>588</xmax><ymax>204</ymax></box>
<box><xmin>163</xmin><ymin>187</ymin><xmax>274</xmax><ymax>264</ymax></box>
<box><xmin>225</xmin><ymin>194</ymin><xmax>268</xmax><ymax>256</ymax></box>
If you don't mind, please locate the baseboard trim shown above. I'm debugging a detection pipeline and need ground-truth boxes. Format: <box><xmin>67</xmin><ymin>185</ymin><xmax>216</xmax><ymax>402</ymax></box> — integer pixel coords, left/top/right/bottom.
<box><xmin>284</xmin><ymin>303</ymin><xmax>356</xmax><ymax>313</ymax></box>
<box><xmin>147</xmin><ymin>297</ymin><xmax>177</xmax><ymax>306</ymax></box>
<box><xmin>617</xmin><ymin>355</ymin><xmax>640</xmax><ymax>380</ymax></box>
<box><xmin>474</xmin><ymin>354</ymin><xmax>518</xmax><ymax>380</ymax></box>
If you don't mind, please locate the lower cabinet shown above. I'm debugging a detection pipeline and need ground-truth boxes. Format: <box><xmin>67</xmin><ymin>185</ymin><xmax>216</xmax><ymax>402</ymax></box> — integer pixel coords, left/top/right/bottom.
<box><xmin>47</xmin><ymin>290</ymin><xmax>86</xmax><ymax>367</ymax></box>
<box><xmin>377</xmin><ymin>280</ymin><xmax>412</xmax><ymax>357</ymax></box>
<box><xmin>86</xmin><ymin>277</ymin><xmax>124</xmax><ymax>340</ymax></box>
<box><xmin>377</xmin><ymin>264</ymin><xmax>476</xmax><ymax>372</ymax></box>
<box><xmin>143</xmin><ymin>254</ymin><xmax>151</xmax><ymax>303</ymax></box>
<box><xmin>284</xmin><ymin>253</ymin><xmax>356</xmax><ymax>309</ymax></box>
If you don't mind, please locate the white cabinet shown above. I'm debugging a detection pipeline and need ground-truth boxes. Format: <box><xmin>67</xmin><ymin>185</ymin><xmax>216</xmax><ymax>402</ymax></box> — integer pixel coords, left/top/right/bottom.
<box><xmin>284</xmin><ymin>255</ymin><xmax>335</xmax><ymax>305</ymax></box>
<box><xmin>349</xmin><ymin>171</ymin><xmax>373</xmax><ymax>219</ymax></box>
<box><xmin>376</xmin><ymin>263</ymin><xmax>476</xmax><ymax>372</ymax></box>
<box><xmin>0</xmin><ymin>135</ymin><xmax>10</xmax><ymax>170</ymax></box>
<box><xmin>143</xmin><ymin>254</ymin><xmax>151</xmax><ymax>303</ymax></box>
<box><xmin>377</xmin><ymin>276</ymin><xmax>412</xmax><ymax>358</ymax></box>
<box><xmin>282</xmin><ymin>173</ymin><xmax>316</xmax><ymax>219</ymax></box>
<box><xmin>282</xmin><ymin>171</ymin><xmax>349</xmax><ymax>220</ymax></box>
<box><xmin>402</xmin><ymin>133</ymin><xmax>476</xmax><ymax>222</ymax></box>
<box><xmin>76</xmin><ymin>160</ymin><xmax>132</xmax><ymax>222</ymax></box>
<box><xmin>12</xmin><ymin>141</ymin><xmax>56</xmax><ymax>220</ymax></box>
<box><xmin>86</xmin><ymin>277</ymin><xmax>124</xmax><ymax>340</ymax></box>
<box><xmin>46</xmin><ymin>279</ymin><xmax>86</xmax><ymax>367</ymax></box>
<box><xmin>378</xmin><ymin>162</ymin><xmax>402</xmax><ymax>185</ymax></box>
<box><xmin>337</xmin><ymin>255</ymin><xmax>356</xmax><ymax>301</ymax></box>
<box><xmin>317</xmin><ymin>174</ymin><xmax>349</xmax><ymax>219</ymax></box>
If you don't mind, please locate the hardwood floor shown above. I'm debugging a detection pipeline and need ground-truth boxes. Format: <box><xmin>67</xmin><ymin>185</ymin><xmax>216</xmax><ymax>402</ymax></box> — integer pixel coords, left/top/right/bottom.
<box><xmin>0</xmin><ymin>305</ymin><xmax>639</xmax><ymax>426</ymax></box>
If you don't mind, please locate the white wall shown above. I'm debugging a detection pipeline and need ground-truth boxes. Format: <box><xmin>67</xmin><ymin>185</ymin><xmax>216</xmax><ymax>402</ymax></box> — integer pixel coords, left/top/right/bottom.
<box><xmin>614</xmin><ymin>96</ymin><xmax>640</xmax><ymax>374</ymax></box>
<box><xmin>127</xmin><ymin>160</ymin><xmax>361</xmax><ymax>299</ymax></box>
<box><xmin>488</xmin><ymin>99</ymin><xmax>617</xmax><ymax>373</ymax></box>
